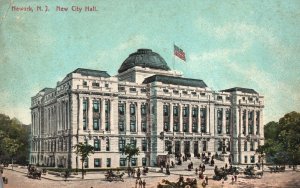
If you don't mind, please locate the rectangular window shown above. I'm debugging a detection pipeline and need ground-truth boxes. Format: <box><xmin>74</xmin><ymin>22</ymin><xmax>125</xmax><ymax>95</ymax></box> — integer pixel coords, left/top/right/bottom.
<box><xmin>217</xmin><ymin>96</ymin><xmax>222</xmax><ymax>100</ymax></box>
<box><xmin>141</xmin><ymin>121</ymin><xmax>147</xmax><ymax>132</ymax></box>
<box><xmin>83</xmin><ymin>118</ymin><xmax>87</xmax><ymax>130</ymax></box>
<box><xmin>173</xmin><ymin>90</ymin><xmax>179</xmax><ymax>94</ymax></box>
<box><xmin>130</xmin><ymin>104</ymin><xmax>135</xmax><ymax>115</ymax></box>
<box><xmin>183</xmin><ymin>107</ymin><xmax>188</xmax><ymax>117</ymax></box>
<box><xmin>141</xmin><ymin>88</ymin><xmax>147</xmax><ymax>93</ymax></box>
<box><xmin>93</xmin><ymin>118</ymin><xmax>99</xmax><ymax>130</ymax></box>
<box><xmin>217</xmin><ymin>109</ymin><xmax>222</xmax><ymax>134</ymax></box>
<box><xmin>94</xmin><ymin>139</ymin><xmax>100</xmax><ymax>151</ymax></box>
<box><xmin>119</xmin><ymin>138</ymin><xmax>125</xmax><ymax>151</ymax></box>
<box><xmin>218</xmin><ymin>141</ymin><xmax>223</xmax><ymax>151</ymax></box>
<box><xmin>163</xmin><ymin>89</ymin><xmax>169</xmax><ymax>93</ymax></box>
<box><xmin>119</xmin><ymin>121</ymin><xmax>125</xmax><ymax>132</ymax></box>
<box><xmin>131</xmin><ymin>158</ymin><xmax>137</xmax><ymax>166</ymax></box>
<box><xmin>250</xmin><ymin>155</ymin><xmax>255</xmax><ymax>163</ymax></box>
<box><xmin>200</xmin><ymin>108</ymin><xmax>207</xmax><ymax>133</ymax></box>
<box><xmin>192</xmin><ymin>107</ymin><xmax>198</xmax><ymax>117</ymax></box>
<box><xmin>173</xmin><ymin>122</ymin><xmax>179</xmax><ymax>132</ymax></box>
<box><xmin>130</xmin><ymin>138</ymin><xmax>137</xmax><ymax>148</ymax></box>
<box><xmin>244</xmin><ymin>156</ymin><xmax>248</xmax><ymax>163</ymax></box>
<box><xmin>120</xmin><ymin>158</ymin><xmax>126</xmax><ymax>167</ymax></box>
<box><xmin>129</xmin><ymin>88</ymin><xmax>136</xmax><ymax>92</ymax></box>
<box><xmin>163</xmin><ymin>105</ymin><xmax>169</xmax><ymax>116</ymax></box>
<box><xmin>182</xmin><ymin>91</ymin><xmax>188</xmax><ymax>95</ymax></box>
<box><xmin>183</xmin><ymin>123</ymin><xmax>188</xmax><ymax>132</ymax></box>
<box><xmin>173</xmin><ymin>106</ymin><xmax>178</xmax><ymax>116</ymax></box>
<box><xmin>202</xmin><ymin>141</ymin><xmax>207</xmax><ymax>152</ymax></box>
<box><xmin>130</xmin><ymin>121</ymin><xmax>136</xmax><ymax>132</ymax></box>
<box><xmin>106</xmin><ymin>138</ymin><xmax>110</xmax><ymax>151</ymax></box>
<box><xmin>250</xmin><ymin>141</ymin><xmax>254</xmax><ymax>151</ymax></box>
<box><xmin>141</xmin><ymin>104</ymin><xmax>147</xmax><ymax>115</ymax></box>
<box><xmin>83</xmin><ymin>80</ymin><xmax>87</xmax><ymax>86</ymax></box>
<box><xmin>142</xmin><ymin>138</ymin><xmax>147</xmax><ymax>151</ymax></box>
<box><xmin>94</xmin><ymin>158</ymin><xmax>101</xmax><ymax>167</ymax></box>
<box><xmin>192</xmin><ymin>123</ymin><xmax>198</xmax><ymax>133</ymax></box>
<box><xmin>93</xmin><ymin>100</ymin><xmax>99</xmax><ymax>112</ymax></box>
<box><xmin>83</xmin><ymin>100</ymin><xmax>87</xmax><ymax>111</ymax></box>
<box><xmin>106</xmin><ymin>158</ymin><xmax>111</xmax><ymax>167</ymax></box>
<box><xmin>118</xmin><ymin>86</ymin><xmax>125</xmax><ymax>91</ymax></box>
<box><xmin>244</xmin><ymin>141</ymin><xmax>248</xmax><ymax>151</ymax></box>
<box><xmin>119</xmin><ymin>103</ymin><xmax>125</xmax><ymax>115</ymax></box>
<box><xmin>142</xmin><ymin>158</ymin><xmax>147</xmax><ymax>166</ymax></box>
<box><xmin>164</xmin><ymin>122</ymin><xmax>170</xmax><ymax>132</ymax></box>
<box><xmin>105</xmin><ymin>83</ymin><xmax>109</xmax><ymax>88</ymax></box>
<box><xmin>226</xmin><ymin>110</ymin><xmax>231</xmax><ymax>134</ymax></box>
<box><xmin>92</xmin><ymin>82</ymin><xmax>99</xmax><ymax>87</ymax></box>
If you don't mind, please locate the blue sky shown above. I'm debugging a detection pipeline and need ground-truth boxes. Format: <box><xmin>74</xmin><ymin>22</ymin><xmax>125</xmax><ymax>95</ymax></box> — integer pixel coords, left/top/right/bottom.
<box><xmin>0</xmin><ymin>0</ymin><xmax>299</xmax><ymax>124</ymax></box>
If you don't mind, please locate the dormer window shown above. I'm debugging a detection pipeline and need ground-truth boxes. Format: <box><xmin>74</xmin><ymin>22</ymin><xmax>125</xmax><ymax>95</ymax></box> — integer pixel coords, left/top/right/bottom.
<box><xmin>217</xmin><ymin>96</ymin><xmax>222</xmax><ymax>100</ymax></box>
<box><xmin>92</xmin><ymin>82</ymin><xmax>99</xmax><ymax>87</ymax></box>
<box><xmin>83</xmin><ymin>80</ymin><xmax>87</xmax><ymax>86</ymax></box>
<box><xmin>130</xmin><ymin>88</ymin><xmax>136</xmax><ymax>92</ymax></box>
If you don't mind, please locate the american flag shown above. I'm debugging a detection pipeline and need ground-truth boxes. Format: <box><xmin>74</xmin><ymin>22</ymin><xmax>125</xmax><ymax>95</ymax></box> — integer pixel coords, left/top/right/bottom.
<box><xmin>174</xmin><ymin>44</ymin><xmax>186</xmax><ymax>61</ymax></box>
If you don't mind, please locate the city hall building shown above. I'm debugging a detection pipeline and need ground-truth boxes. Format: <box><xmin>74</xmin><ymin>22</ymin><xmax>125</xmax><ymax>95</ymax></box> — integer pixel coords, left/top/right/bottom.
<box><xmin>30</xmin><ymin>49</ymin><xmax>264</xmax><ymax>169</ymax></box>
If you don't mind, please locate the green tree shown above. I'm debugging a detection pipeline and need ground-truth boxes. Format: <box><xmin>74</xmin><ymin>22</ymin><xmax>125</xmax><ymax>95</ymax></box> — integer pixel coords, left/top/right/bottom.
<box><xmin>73</xmin><ymin>143</ymin><xmax>94</xmax><ymax>179</ymax></box>
<box><xmin>122</xmin><ymin>144</ymin><xmax>140</xmax><ymax>168</ymax></box>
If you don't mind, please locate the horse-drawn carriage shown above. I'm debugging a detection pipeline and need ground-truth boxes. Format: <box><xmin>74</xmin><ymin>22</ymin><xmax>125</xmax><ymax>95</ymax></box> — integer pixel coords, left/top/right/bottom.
<box><xmin>27</xmin><ymin>165</ymin><xmax>42</xmax><ymax>179</ymax></box>
<box><xmin>104</xmin><ymin>170</ymin><xmax>125</xmax><ymax>182</ymax></box>
<box><xmin>244</xmin><ymin>166</ymin><xmax>263</xmax><ymax>178</ymax></box>
<box><xmin>157</xmin><ymin>176</ymin><xmax>197</xmax><ymax>188</ymax></box>
<box><xmin>268</xmin><ymin>166</ymin><xmax>285</xmax><ymax>173</ymax></box>
<box><xmin>213</xmin><ymin>166</ymin><xmax>228</xmax><ymax>181</ymax></box>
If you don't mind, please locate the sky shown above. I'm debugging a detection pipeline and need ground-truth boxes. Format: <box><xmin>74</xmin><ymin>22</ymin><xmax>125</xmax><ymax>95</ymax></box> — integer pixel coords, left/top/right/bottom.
<box><xmin>0</xmin><ymin>0</ymin><xmax>299</xmax><ymax>125</ymax></box>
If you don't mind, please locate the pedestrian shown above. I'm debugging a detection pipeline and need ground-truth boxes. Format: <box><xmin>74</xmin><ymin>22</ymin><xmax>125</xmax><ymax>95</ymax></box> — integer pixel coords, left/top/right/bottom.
<box><xmin>195</xmin><ymin>168</ymin><xmax>198</xmax><ymax>174</ymax></box>
<box><xmin>232</xmin><ymin>176</ymin><xmax>234</xmax><ymax>184</ymax></box>
<box><xmin>221</xmin><ymin>177</ymin><xmax>224</xmax><ymax>187</ymax></box>
<box><xmin>137</xmin><ymin>167</ymin><xmax>141</xmax><ymax>179</ymax></box>
<box><xmin>135</xmin><ymin>179</ymin><xmax>139</xmax><ymax>188</ymax></box>
<box><xmin>205</xmin><ymin>175</ymin><xmax>208</xmax><ymax>185</ymax></box>
<box><xmin>234</xmin><ymin>173</ymin><xmax>237</xmax><ymax>182</ymax></box>
<box><xmin>139</xmin><ymin>178</ymin><xmax>143</xmax><ymax>188</ymax></box>
<box><xmin>201</xmin><ymin>179</ymin><xmax>206</xmax><ymax>188</ymax></box>
<box><xmin>142</xmin><ymin>179</ymin><xmax>146</xmax><ymax>188</ymax></box>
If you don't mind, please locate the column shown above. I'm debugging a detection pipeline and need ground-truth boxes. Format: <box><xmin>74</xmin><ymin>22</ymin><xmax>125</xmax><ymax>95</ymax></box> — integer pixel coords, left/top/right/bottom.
<box><xmin>88</xmin><ymin>98</ymin><xmax>93</xmax><ymax>130</ymax></box>
<box><xmin>189</xmin><ymin>105</ymin><xmax>192</xmax><ymax>133</ymax></box>
<box><xmin>179</xmin><ymin>104</ymin><xmax>182</xmax><ymax>132</ymax></box>
<box><xmin>126</xmin><ymin>102</ymin><xmax>130</xmax><ymax>132</ymax></box>
<box><xmin>222</xmin><ymin>108</ymin><xmax>226</xmax><ymax>135</ymax></box>
<box><xmin>137</xmin><ymin>102</ymin><xmax>141</xmax><ymax>134</ymax></box>
<box><xmin>170</xmin><ymin>103</ymin><xmax>173</xmax><ymax>132</ymax></box>
<box><xmin>79</xmin><ymin>97</ymin><xmax>83</xmax><ymax>130</ymax></box>
<box><xmin>253</xmin><ymin>110</ymin><xmax>256</xmax><ymax>135</ymax></box>
<box><xmin>260</xmin><ymin>110</ymin><xmax>264</xmax><ymax>138</ymax></box>
<box><xmin>214</xmin><ymin>108</ymin><xmax>218</xmax><ymax>135</ymax></box>
<box><xmin>245</xmin><ymin>109</ymin><xmax>248</xmax><ymax>135</ymax></box>
<box><xmin>101</xmin><ymin>99</ymin><xmax>105</xmax><ymax>130</ymax></box>
<box><xmin>57</xmin><ymin>103</ymin><xmax>60</xmax><ymax>131</ymax></box>
<box><xmin>66</xmin><ymin>101</ymin><xmax>69</xmax><ymax>130</ymax></box>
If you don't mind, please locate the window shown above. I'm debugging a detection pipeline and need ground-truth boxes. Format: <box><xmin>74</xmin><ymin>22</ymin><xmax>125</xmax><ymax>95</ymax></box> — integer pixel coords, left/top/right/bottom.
<box><xmin>130</xmin><ymin>138</ymin><xmax>137</xmax><ymax>148</ymax></box>
<box><xmin>129</xmin><ymin>88</ymin><xmax>136</xmax><ymax>92</ymax></box>
<box><xmin>141</xmin><ymin>104</ymin><xmax>147</xmax><ymax>115</ymax></box>
<box><xmin>200</xmin><ymin>108</ymin><xmax>206</xmax><ymax>133</ymax></box>
<box><xmin>192</xmin><ymin>123</ymin><xmax>198</xmax><ymax>133</ymax></box>
<box><xmin>202</xmin><ymin>141</ymin><xmax>207</xmax><ymax>152</ymax></box>
<box><xmin>164</xmin><ymin>122</ymin><xmax>170</xmax><ymax>132</ymax></box>
<box><xmin>93</xmin><ymin>100</ymin><xmax>99</xmax><ymax>112</ymax></box>
<box><xmin>106</xmin><ymin>158</ymin><xmax>111</xmax><ymax>167</ymax></box>
<box><xmin>250</xmin><ymin>155</ymin><xmax>255</xmax><ymax>163</ymax></box>
<box><xmin>131</xmin><ymin>158</ymin><xmax>137</xmax><ymax>166</ymax></box>
<box><xmin>242</xmin><ymin>110</ymin><xmax>246</xmax><ymax>135</ymax></box>
<box><xmin>173</xmin><ymin>106</ymin><xmax>178</xmax><ymax>116</ymax></box>
<box><xmin>173</xmin><ymin>122</ymin><xmax>179</xmax><ymax>132</ymax></box>
<box><xmin>141</xmin><ymin>121</ymin><xmax>147</xmax><ymax>132</ymax></box>
<box><xmin>244</xmin><ymin>141</ymin><xmax>247</xmax><ymax>151</ymax></box>
<box><xmin>94</xmin><ymin>139</ymin><xmax>100</xmax><ymax>151</ymax></box>
<box><xmin>92</xmin><ymin>82</ymin><xmax>99</xmax><ymax>87</ymax></box>
<box><xmin>130</xmin><ymin>121</ymin><xmax>136</xmax><ymax>132</ymax></box>
<box><xmin>83</xmin><ymin>100</ymin><xmax>87</xmax><ymax>111</ymax></box>
<box><xmin>141</xmin><ymin>88</ymin><xmax>147</xmax><ymax>93</ymax></box>
<box><xmin>183</xmin><ymin>123</ymin><xmax>188</xmax><ymax>132</ymax></box>
<box><xmin>165</xmin><ymin>140</ymin><xmax>172</xmax><ymax>154</ymax></box>
<box><xmin>218</xmin><ymin>141</ymin><xmax>222</xmax><ymax>151</ymax></box>
<box><xmin>182</xmin><ymin>91</ymin><xmax>188</xmax><ymax>95</ymax></box>
<box><xmin>163</xmin><ymin>89</ymin><xmax>169</xmax><ymax>93</ymax></box>
<box><xmin>142</xmin><ymin>138</ymin><xmax>147</xmax><ymax>151</ymax></box>
<box><xmin>94</xmin><ymin>158</ymin><xmax>101</xmax><ymax>167</ymax></box>
<box><xmin>119</xmin><ymin>121</ymin><xmax>125</xmax><ymax>132</ymax></box>
<box><xmin>256</xmin><ymin>111</ymin><xmax>260</xmax><ymax>135</ymax></box>
<box><xmin>118</xmin><ymin>86</ymin><xmax>125</xmax><ymax>91</ymax></box>
<box><xmin>84</xmin><ymin>158</ymin><xmax>89</xmax><ymax>168</ymax></box>
<box><xmin>83</xmin><ymin>80</ymin><xmax>87</xmax><ymax>86</ymax></box>
<box><xmin>119</xmin><ymin>138</ymin><xmax>125</xmax><ymax>151</ymax></box>
<box><xmin>105</xmin><ymin>83</ymin><xmax>109</xmax><ymax>88</ymax></box>
<box><xmin>250</xmin><ymin>141</ymin><xmax>254</xmax><ymax>151</ymax></box>
<box><xmin>226</xmin><ymin>110</ymin><xmax>231</xmax><ymax>134</ymax></box>
<box><xmin>183</xmin><ymin>107</ymin><xmax>188</xmax><ymax>117</ymax></box>
<box><xmin>93</xmin><ymin>118</ymin><xmax>99</xmax><ymax>130</ymax></box>
<box><xmin>192</xmin><ymin>107</ymin><xmax>198</xmax><ymax>117</ymax></box>
<box><xmin>217</xmin><ymin>109</ymin><xmax>222</xmax><ymax>134</ymax></box>
<box><xmin>226</xmin><ymin>96</ymin><xmax>230</xmax><ymax>101</ymax></box>
<box><xmin>120</xmin><ymin>158</ymin><xmax>127</xmax><ymax>167</ymax></box>
<box><xmin>130</xmin><ymin>104</ymin><xmax>135</xmax><ymax>115</ymax></box>
<box><xmin>200</xmin><ymin>93</ymin><xmax>205</xmax><ymax>96</ymax></box>
<box><xmin>106</xmin><ymin>138</ymin><xmax>110</xmax><ymax>151</ymax></box>
<box><xmin>244</xmin><ymin>156</ymin><xmax>248</xmax><ymax>163</ymax></box>
<box><xmin>217</xmin><ymin>96</ymin><xmax>222</xmax><ymax>100</ymax></box>
<box><xmin>142</xmin><ymin>158</ymin><xmax>147</xmax><ymax>166</ymax></box>
<box><xmin>163</xmin><ymin>105</ymin><xmax>169</xmax><ymax>116</ymax></box>
<box><xmin>191</xmin><ymin>92</ymin><xmax>197</xmax><ymax>96</ymax></box>
<box><xmin>173</xmin><ymin>90</ymin><xmax>179</xmax><ymax>94</ymax></box>
<box><xmin>83</xmin><ymin>118</ymin><xmax>87</xmax><ymax>130</ymax></box>
<box><xmin>119</xmin><ymin>103</ymin><xmax>125</xmax><ymax>115</ymax></box>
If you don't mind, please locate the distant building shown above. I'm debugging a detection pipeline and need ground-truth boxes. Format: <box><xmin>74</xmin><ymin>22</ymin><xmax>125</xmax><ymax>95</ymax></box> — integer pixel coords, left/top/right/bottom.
<box><xmin>30</xmin><ymin>49</ymin><xmax>264</xmax><ymax>168</ymax></box>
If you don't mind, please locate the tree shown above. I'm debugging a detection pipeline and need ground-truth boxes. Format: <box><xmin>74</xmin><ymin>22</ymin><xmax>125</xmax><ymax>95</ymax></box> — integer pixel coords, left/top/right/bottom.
<box><xmin>3</xmin><ymin>137</ymin><xmax>22</xmax><ymax>170</ymax></box>
<box><xmin>73</xmin><ymin>143</ymin><xmax>95</xmax><ymax>179</ymax></box>
<box><xmin>122</xmin><ymin>144</ymin><xmax>140</xmax><ymax>168</ymax></box>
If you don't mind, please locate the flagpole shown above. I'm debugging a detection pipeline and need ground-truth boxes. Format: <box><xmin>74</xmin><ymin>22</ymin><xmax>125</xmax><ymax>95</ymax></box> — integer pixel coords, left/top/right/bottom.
<box><xmin>173</xmin><ymin>42</ymin><xmax>175</xmax><ymax>71</ymax></box>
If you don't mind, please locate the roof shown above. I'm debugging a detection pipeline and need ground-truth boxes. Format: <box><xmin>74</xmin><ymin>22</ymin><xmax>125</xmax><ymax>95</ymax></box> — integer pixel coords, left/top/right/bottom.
<box><xmin>118</xmin><ymin>49</ymin><xmax>171</xmax><ymax>73</ymax></box>
<box><xmin>221</xmin><ymin>87</ymin><xmax>258</xmax><ymax>94</ymax></box>
<box><xmin>39</xmin><ymin>88</ymin><xmax>53</xmax><ymax>93</ymax></box>
<box><xmin>143</xmin><ymin>75</ymin><xmax>207</xmax><ymax>88</ymax></box>
<box><xmin>71</xmin><ymin>68</ymin><xmax>110</xmax><ymax>78</ymax></box>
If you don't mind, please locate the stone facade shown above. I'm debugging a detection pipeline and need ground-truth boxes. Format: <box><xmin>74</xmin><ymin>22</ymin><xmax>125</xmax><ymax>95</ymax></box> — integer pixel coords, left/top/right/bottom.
<box><xmin>30</xmin><ymin>49</ymin><xmax>264</xmax><ymax>169</ymax></box>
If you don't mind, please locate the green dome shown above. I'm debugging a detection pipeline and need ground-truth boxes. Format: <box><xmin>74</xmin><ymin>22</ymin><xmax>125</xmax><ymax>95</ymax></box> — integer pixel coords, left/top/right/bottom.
<box><xmin>118</xmin><ymin>49</ymin><xmax>171</xmax><ymax>73</ymax></box>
